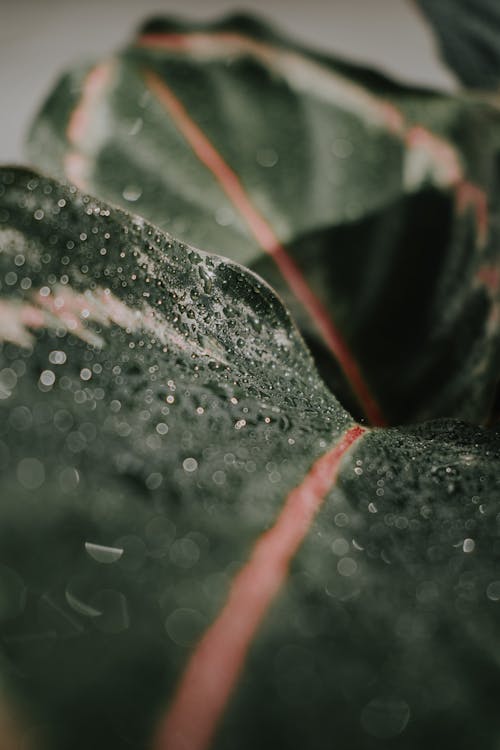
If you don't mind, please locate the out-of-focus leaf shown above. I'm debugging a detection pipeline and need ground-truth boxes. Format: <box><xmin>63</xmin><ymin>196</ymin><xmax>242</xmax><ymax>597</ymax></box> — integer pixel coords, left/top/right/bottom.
<box><xmin>27</xmin><ymin>13</ymin><xmax>500</xmax><ymax>425</ymax></box>
<box><xmin>416</xmin><ymin>0</ymin><xmax>500</xmax><ymax>89</ymax></box>
<box><xmin>1</xmin><ymin>167</ymin><xmax>500</xmax><ymax>750</ymax></box>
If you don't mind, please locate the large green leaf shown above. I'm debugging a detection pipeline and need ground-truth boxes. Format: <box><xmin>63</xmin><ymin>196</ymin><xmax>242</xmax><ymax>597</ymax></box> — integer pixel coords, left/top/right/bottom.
<box><xmin>27</xmin><ymin>13</ymin><xmax>500</xmax><ymax>426</ymax></box>
<box><xmin>1</xmin><ymin>167</ymin><xmax>500</xmax><ymax>750</ymax></box>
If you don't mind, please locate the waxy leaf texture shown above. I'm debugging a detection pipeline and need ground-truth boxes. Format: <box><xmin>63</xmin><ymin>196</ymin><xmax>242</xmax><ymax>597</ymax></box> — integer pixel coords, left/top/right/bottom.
<box><xmin>28</xmin><ymin>14</ymin><xmax>500</xmax><ymax>425</ymax></box>
<box><xmin>0</xmin><ymin>168</ymin><xmax>500</xmax><ymax>750</ymax></box>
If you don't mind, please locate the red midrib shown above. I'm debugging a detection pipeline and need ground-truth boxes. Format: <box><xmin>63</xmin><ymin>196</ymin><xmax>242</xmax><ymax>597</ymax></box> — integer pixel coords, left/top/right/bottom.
<box><xmin>143</xmin><ymin>69</ymin><xmax>386</xmax><ymax>426</ymax></box>
<box><xmin>153</xmin><ymin>424</ymin><xmax>366</xmax><ymax>750</ymax></box>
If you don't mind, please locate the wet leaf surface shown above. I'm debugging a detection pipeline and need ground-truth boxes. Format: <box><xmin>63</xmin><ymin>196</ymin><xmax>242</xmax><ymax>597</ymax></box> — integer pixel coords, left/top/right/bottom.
<box><xmin>0</xmin><ymin>168</ymin><xmax>500</xmax><ymax>750</ymax></box>
<box><xmin>27</xmin><ymin>13</ymin><xmax>500</xmax><ymax>425</ymax></box>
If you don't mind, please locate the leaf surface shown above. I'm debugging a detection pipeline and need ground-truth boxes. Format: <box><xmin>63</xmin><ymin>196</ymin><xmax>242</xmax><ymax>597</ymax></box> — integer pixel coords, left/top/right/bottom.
<box><xmin>27</xmin><ymin>13</ymin><xmax>500</xmax><ymax>425</ymax></box>
<box><xmin>1</xmin><ymin>168</ymin><xmax>500</xmax><ymax>750</ymax></box>
<box><xmin>416</xmin><ymin>0</ymin><xmax>500</xmax><ymax>89</ymax></box>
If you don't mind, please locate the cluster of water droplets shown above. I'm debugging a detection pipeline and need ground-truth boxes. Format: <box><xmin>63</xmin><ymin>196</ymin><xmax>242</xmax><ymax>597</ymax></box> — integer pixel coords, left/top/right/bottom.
<box><xmin>0</xmin><ymin>167</ymin><xmax>358</xmax><ymax>745</ymax></box>
<box><xmin>1</xmin><ymin>165</ymin><xmax>500</xmax><ymax>747</ymax></box>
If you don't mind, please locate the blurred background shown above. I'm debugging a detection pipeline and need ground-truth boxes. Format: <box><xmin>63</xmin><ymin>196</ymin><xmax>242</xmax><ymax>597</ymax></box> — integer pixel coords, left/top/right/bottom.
<box><xmin>0</xmin><ymin>0</ymin><xmax>456</xmax><ymax>164</ymax></box>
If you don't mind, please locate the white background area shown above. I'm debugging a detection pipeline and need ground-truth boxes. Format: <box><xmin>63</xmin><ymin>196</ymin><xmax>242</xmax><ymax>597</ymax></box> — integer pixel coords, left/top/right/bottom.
<box><xmin>0</xmin><ymin>0</ymin><xmax>457</xmax><ymax>163</ymax></box>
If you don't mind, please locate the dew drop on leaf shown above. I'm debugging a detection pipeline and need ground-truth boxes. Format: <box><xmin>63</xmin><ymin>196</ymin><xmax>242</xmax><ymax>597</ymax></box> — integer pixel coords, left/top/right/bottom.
<box><xmin>16</xmin><ymin>457</ymin><xmax>45</xmax><ymax>490</ymax></box>
<box><xmin>84</xmin><ymin>542</ymin><xmax>124</xmax><ymax>564</ymax></box>
<box><xmin>486</xmin><ymin>581</ymin><xmax>500</xmax><ymax>601</ymax></box>
<box><xmin>122</xmin><ymin>185</ymin><xmax>143</xmax><ymax>202</ymax></box>
<box><xmin>165</xmin><ymin>607</ymin><xmax>206</xmax><ymax>646</ymax></box>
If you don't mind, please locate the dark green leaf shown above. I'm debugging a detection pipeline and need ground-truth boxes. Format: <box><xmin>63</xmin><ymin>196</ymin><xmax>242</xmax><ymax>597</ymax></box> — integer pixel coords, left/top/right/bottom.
<box><xmin>1</xmin><ymin>167</ymin><xmax>499</xmax><ymax>750</ymax></box>
<box><xmin>27</xmin><ymin>13</ymin><xmax>500</xmax><ymax>425</ymax></box>
<box><xmin>417</xmin><ymin>0</ymin><xmax>500</xmax><ymax>89</ymax></box>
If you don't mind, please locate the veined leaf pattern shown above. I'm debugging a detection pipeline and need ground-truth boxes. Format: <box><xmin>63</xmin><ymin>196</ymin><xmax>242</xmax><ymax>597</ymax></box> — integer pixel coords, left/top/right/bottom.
<box><xmin>0</xmin><ymin>168</ymin><xmax>499</xmax><ymax>750</ymax></box>
<box><xmin>28</xmin><ymin>14</ymin><xmax>500</xmax><ymax>424</ymax></box>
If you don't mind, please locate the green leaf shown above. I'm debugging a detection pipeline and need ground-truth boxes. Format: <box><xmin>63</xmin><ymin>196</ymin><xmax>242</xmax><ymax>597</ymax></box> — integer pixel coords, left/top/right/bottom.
<box><xmin>417</xmin><ymin>0</ymin><xmax>500</xmax><ymax>89</ymax></box>
<box><xmin>1</xmin><ymin>167</ymin><xmax>499</xmax><ymax>750</ymax></box>
<box><xmin>27</xmin><ymin>13</ymin><xmax>500</xmax><ymax>425</ymax></box>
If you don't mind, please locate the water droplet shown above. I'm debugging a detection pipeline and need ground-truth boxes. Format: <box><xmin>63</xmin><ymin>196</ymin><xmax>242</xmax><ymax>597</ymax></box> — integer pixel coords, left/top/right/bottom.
<box><xmin>331</xmin><ymin>138</ymin><xmax>354</xmax><ymax>159</ymax></box>
<box><xmin>146</xmin><ymin>472</ymin><xmax>163</xmax><ymax>490</ymax></box>
<box><xmin>9</xmin><ymin>406</ymin><xmax>32</xmax><ymax>431</ymax></box>
<box><xmin>49</xmin><ymin>350</ymin><xmax>67</xmax><ymax>365</ymax></box>
<box><xmin>39</xmin><ymin>370</ymin><xmax>55</xmax><ymax>388</ymax></box>
<box><xmin>16</xmin><ymin>458</ymin><xmax>45</xmax><ymax>490</ymax></box>
<box><xmin>165</xmin><ymin>608</ymin><xmax>206</xmax><ymax>646</ymax></box>
<box><xmin>212</xmin><ymin>470</ymin><xmax>226</xmax><ymax>485</ymax></box>
<box><xmin>183</xmin><ymin>457</ymin><xmax>198</xmax><ymax>472</ymax></box>
<box><xmin>463</xmin><ymin>538</ymin><xmax>475</xmax><ymax>553</ymax></box>
<box><xmin>215</xmin><ymin>207</ymin><xmax>234</xmax><ymax>226</ymax></box>
<box><xmin>335</xmin><ymin>512</ymin><xmax>349</xmax><ymax>527</ymax></box>
<box><xmin>122</xmin><ymin>185</ymin><xmax>143</xmax><ymax>202</ymax></box>
<box><xmin>0</xmin><ymin>368</ymin><xmax>18</xmax><ymax>399</ymax></box>
<box><xmin>256</xmin><ymin>147</ymin><xmax>278</xmax><ymax>167</ymax></box>
<box><xmin>85</xmin><ymin>542</ymin><xmax>124</xmax><ymax>564</ymax></box>
<box><xmin>59</xmin><ymin>466</ymin><xmax>80</xmax><ymax>491</ymax></box>
<box><xmin>65</xmin><ymin>584</ymin><xmax>102</xmax><ymax>618</ymax></box>
<box><xmin>331</xmin><ymin>538</ymin><xmax>349</xmax><ymax>557</ymax></box>
<box><xmin>337</xmin><ymin>557</ymin><xmax>357</xmax><ymax>577</ymax></box>
<box><xmin>487</xmin><ymin>581</ymin><xmax>500</xmax><ymax>601</ymax></box>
